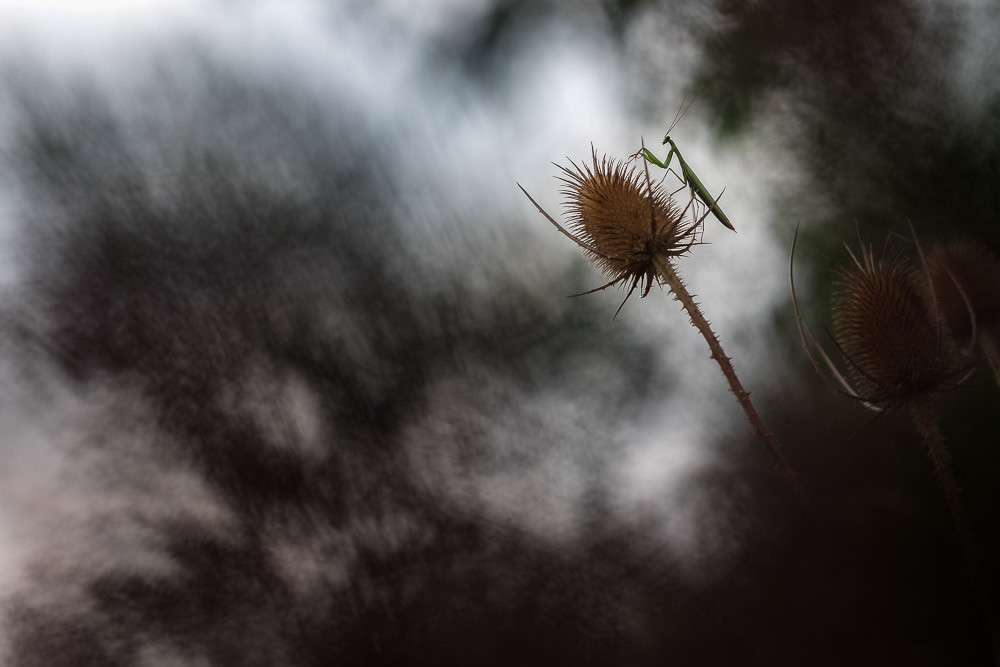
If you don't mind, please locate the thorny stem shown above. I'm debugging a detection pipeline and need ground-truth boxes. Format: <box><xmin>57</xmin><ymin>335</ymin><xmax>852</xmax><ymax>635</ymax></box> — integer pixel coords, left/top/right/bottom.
<box><xmin>910</xmin><ymin>397</ymin><xmax>1000</xmax><ymax>665</ymax></box>
<box><xmin>651</xmin><ymin>253</ymin><xmax>808</xmax><ymax>505</ymax></box>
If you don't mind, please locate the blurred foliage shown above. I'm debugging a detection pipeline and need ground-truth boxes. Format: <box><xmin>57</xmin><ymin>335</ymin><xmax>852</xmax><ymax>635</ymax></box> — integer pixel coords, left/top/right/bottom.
<box><xmin>3</xmin><ymin>0</ymin><xmax>1000</xmax><ymax>664</ymax></box>
<box><xmin>691</xmin><ymin>0</ymin><xmax>1000</xmax><ymax>248</ymax></box>
<box><xmin>2</xmin><ymin>50</ymin><xmax>680</xmax><ymax>666</ymax></box>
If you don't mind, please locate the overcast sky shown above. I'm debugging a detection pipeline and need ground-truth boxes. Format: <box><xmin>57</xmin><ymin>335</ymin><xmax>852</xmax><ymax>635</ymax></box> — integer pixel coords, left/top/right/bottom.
<box><xmin>0</xmin><ymin>0</ymin><xmax>802</xmax><ymax>585</ymax></box>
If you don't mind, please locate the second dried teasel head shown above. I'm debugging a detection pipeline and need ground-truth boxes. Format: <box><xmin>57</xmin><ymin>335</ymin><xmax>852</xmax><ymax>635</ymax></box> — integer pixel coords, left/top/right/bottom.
<box><xmin>792</xmin><ymin>230</ymin><xmax>968</xmax><ymax>411</ymax></box>
<box><xmin>833</xmin><ymin>245</ymin><xmax>962</xmax><ymax>408</ymax></box>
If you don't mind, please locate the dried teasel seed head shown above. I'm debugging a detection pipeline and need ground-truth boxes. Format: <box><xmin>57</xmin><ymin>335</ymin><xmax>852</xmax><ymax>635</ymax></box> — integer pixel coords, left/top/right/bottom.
<box><xmin>833</xmin><ymin>248</ymin><xmax>959</xmax><ymax>408</ymax></box>
<box><xmin>557</xmin><ymin>149</ymin><xmax>696</xmax><ymax>291</ymax></box>
<box><xmin>925</xmin><ymin>238</ymin><xmax>1000</xmax><ymax>342</ymax></box>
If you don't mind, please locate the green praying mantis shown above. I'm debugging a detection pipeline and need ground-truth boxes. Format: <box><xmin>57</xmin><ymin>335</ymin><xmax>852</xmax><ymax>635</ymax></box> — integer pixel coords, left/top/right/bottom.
<box><xmin>633</xmin><ymin>101</ymin><xmax>736</xmax><ymax>232</ymax></box>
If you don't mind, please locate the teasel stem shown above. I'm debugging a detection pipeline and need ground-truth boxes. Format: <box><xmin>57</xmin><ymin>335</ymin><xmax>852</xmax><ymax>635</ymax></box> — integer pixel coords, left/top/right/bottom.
<box><xmin>910</xmin><ymin>396</ymin><xmax>1000</xmax><ymax>664</ymax></box>
<box><xmin>650</xmin><ymin>253</ymin><xmax>808</xmax><ymax>505</ymax></box>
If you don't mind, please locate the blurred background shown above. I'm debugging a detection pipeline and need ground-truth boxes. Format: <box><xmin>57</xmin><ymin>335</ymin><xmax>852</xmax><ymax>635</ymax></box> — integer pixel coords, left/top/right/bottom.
<box><xmin>0</xmin><ymin>0</ymin><xmax>998</xmax><ymax>664</ymax></box>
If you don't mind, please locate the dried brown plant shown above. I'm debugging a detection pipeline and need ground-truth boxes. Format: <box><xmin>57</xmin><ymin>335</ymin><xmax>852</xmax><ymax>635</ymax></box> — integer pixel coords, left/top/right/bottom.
<box><xmin>790</xmin><ymin>230</ymin><xmax>968</xmax><ymax>412</ymax></box>
<box><xmin>520</xmin><ymin>144</ymin><xmax>806</xmax><ymax>502</ymax></box>
<box><xmin>790</xmin><ymin>228</ymin><xmax>999</xmax><ymax>662</ymax></box>
<box><xmin>519</xmin><ymin>147</ymin><xmax>701</xmax><ymax>317</ymax></box>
